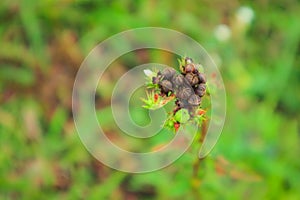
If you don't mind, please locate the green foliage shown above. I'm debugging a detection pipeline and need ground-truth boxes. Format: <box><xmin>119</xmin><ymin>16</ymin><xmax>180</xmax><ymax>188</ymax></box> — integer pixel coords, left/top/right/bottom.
<box><xmin>1</xmin><ymin>0</ymin><xmax>300</xmax><ymax>199</ymax></box>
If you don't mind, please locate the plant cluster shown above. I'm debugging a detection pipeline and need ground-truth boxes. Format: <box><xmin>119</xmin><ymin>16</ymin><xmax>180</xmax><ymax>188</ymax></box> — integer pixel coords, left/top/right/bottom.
<box><xmin>142</xmin><ymin>57</ymin><xmax>207</xmax><ymax>132</ymax></box>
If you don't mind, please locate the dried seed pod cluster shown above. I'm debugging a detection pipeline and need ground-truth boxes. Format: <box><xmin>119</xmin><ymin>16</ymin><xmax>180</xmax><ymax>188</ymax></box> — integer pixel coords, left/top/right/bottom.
<box><xmin>143</xmin><ymin>57</ymin><xmax>207</xmax><ymax>132</ymax></box>
<box><xmin>176</xmin><ymin>57</ymin><xmax>207</xmax><ymax>114</ymax></box>
<box><xmin>152</xmin><ymin>57</ymin><xmax>206</xmax><ymax>114</ymax></box>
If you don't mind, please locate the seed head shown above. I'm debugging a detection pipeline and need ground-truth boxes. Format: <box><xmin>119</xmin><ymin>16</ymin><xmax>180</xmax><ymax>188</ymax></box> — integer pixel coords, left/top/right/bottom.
<box><xmin>161</xmin><ymin>68</ymin><xmax>176</xmax><ymax>80</ymax></box>
<box><xmin>160</xmin><ymin>80</ymin><xmax>173</xmax><ymax>93</ymax></box>
<box><xmin>176</xmin><ymin>86</ymin><xmax>193</xmax><ymax>100</ymax></box>
<box><xmin>197</xmin><ymin>73</ymin><xmax>206</xmax><ymax>84</ymax></box>
<box><xmin>184</xmin><ymin>63</ymin><xmax>195</xmax><ymax>74</ymax></box>
<box><xmin>195</xmin><ymin>83</ymin><xmax>206</xmax><ymax>97</ymax></box>
<box><xmin>185</xmin><ymin>73</ymin><xmax>199</xmax><ymax>86</ymax></box>
<box><xmin>188</xmin><ymin>94</ymin><xmax>202</xmax><ymax>106</ymax></box>
<box><xmin>172</xmin><ymin>74</ymin><xmax>185</xmax><ymax>87</ymax></box>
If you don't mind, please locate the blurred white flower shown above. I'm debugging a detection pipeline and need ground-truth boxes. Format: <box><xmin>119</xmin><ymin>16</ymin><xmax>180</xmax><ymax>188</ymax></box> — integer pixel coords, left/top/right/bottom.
<box><xmin>214</xmin><ymin>24</ymin><xmax>231</xmax><ymax>42</ymax></box>
<box><xmin>236</xmin><ymin>6</ymin><xmax>255</xmax><ymax>26</ymax></box>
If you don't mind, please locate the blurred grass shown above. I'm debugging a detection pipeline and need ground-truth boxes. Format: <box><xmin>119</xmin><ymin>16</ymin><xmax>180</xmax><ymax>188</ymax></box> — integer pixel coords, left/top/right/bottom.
<box><xmin>1</xmin><ymin>0</ymin><xmax>300</xmax><ymax>199</ymax></box>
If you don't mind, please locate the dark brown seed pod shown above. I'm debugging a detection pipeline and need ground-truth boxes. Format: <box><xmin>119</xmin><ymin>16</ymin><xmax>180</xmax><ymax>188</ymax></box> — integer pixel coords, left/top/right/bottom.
<box><xmin>161</xmin><ymin>68</ymin><xmax>176</xmax><ymax>80</ymax></box>
<box><xmin>176</xmin><ymin>86</ymin><xmax>193</xmax><ymax>100</ymax></box>
<box><xmin>160</xmin><ymin>80</ymin><xmax>173</xmax><ymax>93</ymax></box>
<box><xmin>197</xmin><ymin>73</ymin><xmax>206</xmax><ymax>83</ymax></box>
<box><xmin>195</xmin><ymin>83</ymin><xmax>206</xmax><ymax>97</ymax></box>
<box><xmin>184</xmin><ymin>63</ymin><xmax>195</xmax><ymax>73</ymax></box>
<box><xmin>172</xmin><ymin>74</ymin><xmax>186</xmax><ymax>87</ymax></box>
<box><xmin>185</xmin><ymin>73</ymin><xmax>199</xmax><ymax>86</ymax></box>
<box><xmin>188</xmin><ymin>94</ymin><xmax>202</xmax><ymax>106</ymax></box>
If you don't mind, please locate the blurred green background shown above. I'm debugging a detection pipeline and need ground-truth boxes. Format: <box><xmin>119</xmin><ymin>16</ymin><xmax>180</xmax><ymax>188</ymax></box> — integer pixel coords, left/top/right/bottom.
<box><xmin>1</xmin><ymin>0</ymin><xmax>300</xmax><ymax>199</ymax></box>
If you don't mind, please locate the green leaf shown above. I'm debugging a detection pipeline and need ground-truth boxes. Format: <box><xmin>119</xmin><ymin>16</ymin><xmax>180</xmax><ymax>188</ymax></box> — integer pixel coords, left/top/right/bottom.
<box><xmin>174</xmin><ymin>109</ymin><xmax>190</xmax><ymax>123</ymax></box>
